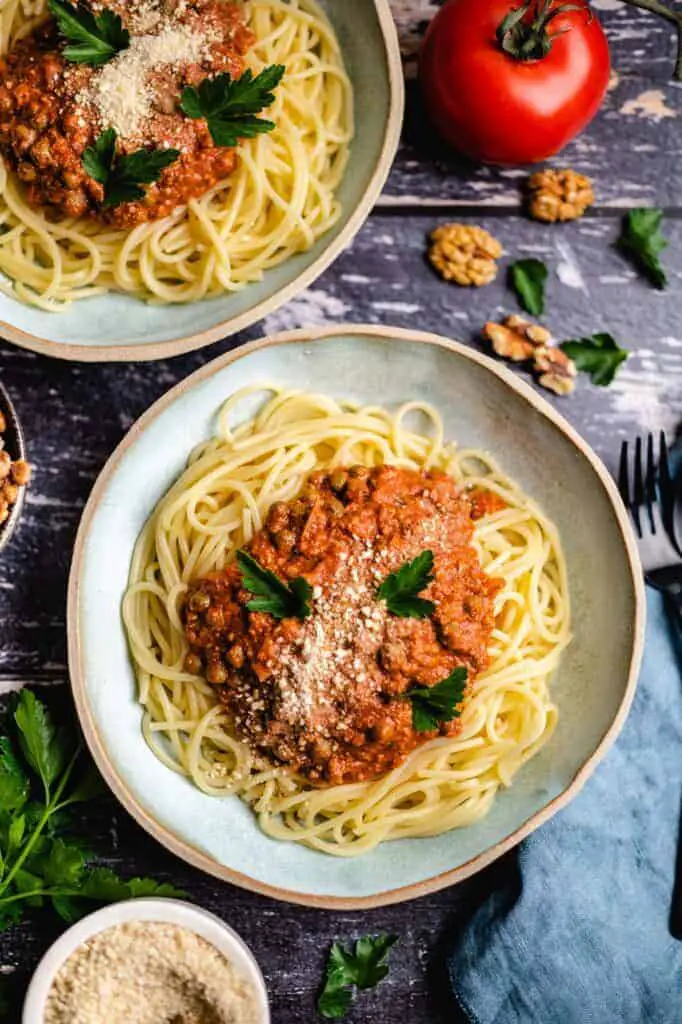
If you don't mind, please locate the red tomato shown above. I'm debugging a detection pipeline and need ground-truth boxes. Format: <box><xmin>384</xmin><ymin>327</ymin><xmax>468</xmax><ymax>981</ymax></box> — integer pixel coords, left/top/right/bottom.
<box><xmin>419</xmin><ymin>0</ymin><xmax>610</xmax><ymax>165</ymax></box>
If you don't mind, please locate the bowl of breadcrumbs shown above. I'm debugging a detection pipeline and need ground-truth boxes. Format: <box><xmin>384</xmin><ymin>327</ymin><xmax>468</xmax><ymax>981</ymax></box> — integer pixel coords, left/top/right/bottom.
<box><xmin>22</xmin><ymin>898</ymin><xmax>269</xmax><ymax>1024</ymax></box>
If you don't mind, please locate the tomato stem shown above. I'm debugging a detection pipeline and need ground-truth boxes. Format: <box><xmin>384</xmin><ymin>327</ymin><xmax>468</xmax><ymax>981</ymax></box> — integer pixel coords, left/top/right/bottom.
<box><xmin>619</xmin><ymin>0</ymin><xmax>682</xmax><ymax>81</ymax></box>
<box><xmin>497</xmin><ymin>1</ymin><xmax>587</xmax><ymax>62</ymax></box>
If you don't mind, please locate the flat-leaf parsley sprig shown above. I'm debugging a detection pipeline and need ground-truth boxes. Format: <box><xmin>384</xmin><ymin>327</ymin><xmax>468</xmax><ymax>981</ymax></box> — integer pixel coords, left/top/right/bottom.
<box><xmin>317</xmin><ymin>934</ymin><xmax>399</xmax><ymax>1019</ymax></box>
<box><xmin>48</xmin><ymin>0</ymin><xmax>129</xmax><ymax>66</ymax></box>
<box><xmin>509</xmin><ymin>257</ymin><xmax>548</xmax><ymax>317</ymax></box>
<box><xmin>237</xmin><ymin>550</ymin><xmax>312</xmax><ymax>620</ymax></box>
<box><xmin>617</xmin><ymin>207</ymin><xmax>669</xmax><ymax>289</ymax></box>
<box><xmin>560</xmin><ymin>332</ymin><xmax>628</xmax><ymax>387</ymax></box>
<box><xmin>0</xmin><ymin>689</ymin><xmax>185</xmax><ymax>930</ymax></box>
<box><xmin>402</xmin><ymin>667</ymin><xmax>468</xmax><ymax>733</ymax></box>
<box><xmin>82</xmin><ymin>128</ymin><xmax>180</xmax><ymax>208</ymax></box>
<box><xmin>180</xmin><ymin>65</ymin><xmax>286</xmax><ymax>147</ymax></box>
<box><xmin>377</xmin><ymin>550</ymin><xmax>436</xmax><ymax>619</ymax></box>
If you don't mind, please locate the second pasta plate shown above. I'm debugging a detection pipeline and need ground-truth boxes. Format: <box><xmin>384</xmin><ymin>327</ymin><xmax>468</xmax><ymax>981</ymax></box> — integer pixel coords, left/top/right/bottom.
<box><xmin>0</xmin><ymin>0</ymin><xmax>402</xmax><ymax>360</ymax></box>
<box><xmin>67</xmin><ymin>325</ymin><xmax>644</xmax><ymax>907</ymax></box>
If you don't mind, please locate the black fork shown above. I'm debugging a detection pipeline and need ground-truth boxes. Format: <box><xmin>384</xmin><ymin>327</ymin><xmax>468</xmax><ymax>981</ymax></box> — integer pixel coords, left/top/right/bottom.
<box><xmin>618</xmin><ymin>430</ymin><xmax>682</xmax><ymax>940</ymax></box>
<box><xmin>618</xmin><ymin>432</ymin><xmax>682</xmax><ymax>608</ymax></box>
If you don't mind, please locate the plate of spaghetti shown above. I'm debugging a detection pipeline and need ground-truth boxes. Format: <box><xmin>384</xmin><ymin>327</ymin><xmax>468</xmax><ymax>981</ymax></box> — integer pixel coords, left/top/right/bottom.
<box><xmin>0</xmin><ymin>0</ymin><xmax>401</xmax><ymax>360</ymax></box>
<box><xmin>68</xmin><ymin>325</ymin><xmax>645</xmax><ymax>907</ymax></box>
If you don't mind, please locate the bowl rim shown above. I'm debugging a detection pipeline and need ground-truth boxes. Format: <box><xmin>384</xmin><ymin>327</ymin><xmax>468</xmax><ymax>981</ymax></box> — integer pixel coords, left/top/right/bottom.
<box><xmin>21</xmin><ymin>897</ymin><xmax>270</xmax><ymax>1023</ymax></box>
<box><xmin>0</xmin><ymin>0</ymin><xmax>404</xmax><ymax>364</ymax></box>
<box><xmin>0</xmin><ymin>380</ymin><xmax>27</xmax><ymax>553</ymax></box>
<box><xmin>66</xmin><ymin>323</ymin><xmax>647</xmax><ymax>910</ymax></box>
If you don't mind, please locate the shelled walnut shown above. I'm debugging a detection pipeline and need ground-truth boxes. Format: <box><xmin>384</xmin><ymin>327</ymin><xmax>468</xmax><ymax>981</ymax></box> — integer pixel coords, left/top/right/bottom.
<box><xmin>482</xmin><ymin>315</ymin><xmax>577</xmax><ymax>396</ymax></box>
<box><xmin>428</xmin><ymin>223</ymin><xmax>503</xmax><ymax>286</ymax></box>
<box><xmin>526</xmin><ymin>169</ymin><xmax>594</xmax><ymax>223</ymax></box>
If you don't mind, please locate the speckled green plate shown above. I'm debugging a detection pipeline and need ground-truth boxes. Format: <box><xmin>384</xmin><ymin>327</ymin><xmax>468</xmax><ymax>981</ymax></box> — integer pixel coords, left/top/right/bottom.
<box><xmin>67</xmin><ymin>326</ymin><xmax>645</xmax><ymax>908</ymax></box>
<box><xmin>0</xmin><ymin>1</ymin><xmax>403</xmax><ymax>362</ymax></box>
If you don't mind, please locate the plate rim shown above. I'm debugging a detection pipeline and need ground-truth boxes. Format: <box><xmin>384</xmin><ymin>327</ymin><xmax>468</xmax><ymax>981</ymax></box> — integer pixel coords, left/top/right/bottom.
<box><xmin>66</xmin><ymin>323</ymin><xmax>647</xmax><ymax>909</ymax></box>
<box><xmin>0</xmin><ymin>0</ymin><xmax>404</xmax><ymax>364</ymax></box>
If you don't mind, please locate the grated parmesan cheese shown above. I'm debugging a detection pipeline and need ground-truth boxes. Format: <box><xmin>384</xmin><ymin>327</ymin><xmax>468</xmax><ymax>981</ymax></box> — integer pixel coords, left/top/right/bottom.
<box><xmin>80</xmin><ymin>24</ymin><xmax>213</xmax><ymax>140</ymax></box>
<box><xmin>44</xmin><ymin>920</ymin><xmax>258</xmax><ymax>1024</ymax></box>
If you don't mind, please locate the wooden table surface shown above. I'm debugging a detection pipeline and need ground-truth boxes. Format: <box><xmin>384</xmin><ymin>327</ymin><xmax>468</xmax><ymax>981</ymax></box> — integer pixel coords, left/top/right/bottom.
<box><xmin>1</xmin><ymin>1</ymin><xmax>681</xmax><ymax>1020</ymax></box>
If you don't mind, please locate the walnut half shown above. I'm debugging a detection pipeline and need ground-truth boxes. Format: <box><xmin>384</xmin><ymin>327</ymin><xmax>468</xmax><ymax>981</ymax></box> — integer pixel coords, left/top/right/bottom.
<box><xmin>526</xmin><ymin>169</ymin><xmax>594</xmax><ymax>223</ymax></box>
<box><xmin>534</xmin><ymin>346</ymin><xmax>577</xmax><ymax>395</ymax></box>
<box><xmin>483</xmin><ymin>315</ymin><xmax>551</xmax><ymax>362</ymax></box>
<box><xmin>483</xmin><ymin>315</ymin><xmax>577</xmax><ymax>396</ymax></box>
<box><xmin>428</xmin><ymin>223</ymin><xmax>503</xmax><ymax>287</ymax></box>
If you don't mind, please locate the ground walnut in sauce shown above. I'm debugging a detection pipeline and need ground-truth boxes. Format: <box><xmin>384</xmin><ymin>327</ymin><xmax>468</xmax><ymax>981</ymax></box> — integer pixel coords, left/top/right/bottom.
<box><xmin>0</xmin><ymin>0</ymin><xmax>253</xmax><ymax>226</ymax></box>
<box><xmin>184</xmin><ymin>466</ymin><xmax>504</xmax><ymax>786</ymax></box>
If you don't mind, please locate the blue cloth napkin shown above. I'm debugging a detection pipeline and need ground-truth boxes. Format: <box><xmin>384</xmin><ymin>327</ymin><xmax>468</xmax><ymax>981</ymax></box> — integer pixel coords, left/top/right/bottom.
<box><xmin>448</xmin><ymin>588</ymin><xmax>682</xmax><ymax>1024</ymax></box>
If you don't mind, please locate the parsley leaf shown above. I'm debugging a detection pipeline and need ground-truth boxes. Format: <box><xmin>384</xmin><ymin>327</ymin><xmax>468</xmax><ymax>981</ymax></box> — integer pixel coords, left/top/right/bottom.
<box><xmin>377</xmin><ymin>550</ymin><xmax>435</xmax><ymax>618</ymax></box>
<box><xmin>38</xmin><ymin>838</ymin><xmax>86</xmax><ymax>888</ymax></box>
<box><xmin>82</xmin><ymin>128</ymin><xmax>180</xmax><ymax>208</ymax></box>
<box><xmin>560</xmin><ymin>333</ymin><xmax>628</xmax><ymax>387</ymax></box>
<box><xmin>617</xmin><ymin>208</ymin><xmax>668</xmax><ymax>289</ymax></box>
<box><xmin>237</xmin><ymin>550</ymin><xmax>312</xmax><ymax>620</ymax></box>
<box><xmin>403</xmin><ymin>667</ymin><xmax>468</xmax><ymax>733</ymax></box>
<box><xmin>13</xmin><ymin>690</ymin><xmax>73</xmax><ymax>800</ymax></box>
<box><xmin>317</xmin><ymin>935</ymin><xmax>398</xmax><ymax>1019</ymax></box>
<box><xmin>0</xmin><ymin>737</ymin><xmax>29</xmax><ymax>813</ymax></box>
<box><xmin>509</xmin><ymin>258</ymin><xmax>548</xmax><ymax>316</ymax></box>
<box><xmin>180</xmin><ymin>65</ymin><xmax>285</xmax><ymax>147</ymax></box>
<box><xmin>48</xmin><ymin>0</ymin><xmax>129</xmax><ymax>66</ymax></box>
<box><xmin>0</xmin><ymin>690</ymin><xmax>186</xmax><ymax>934</ymax></box>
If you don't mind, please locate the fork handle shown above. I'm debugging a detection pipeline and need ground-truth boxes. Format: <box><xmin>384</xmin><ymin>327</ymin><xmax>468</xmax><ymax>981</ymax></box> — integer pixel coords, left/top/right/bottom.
<box><xmin>660</xmin><ymin>584</ymin><xmax>682</xmax><ymax>939</ymax></box>
<box><xmin>650</xmin><ymin>567</ymin><xmax>682</xmax><ymax>636</ymax></box>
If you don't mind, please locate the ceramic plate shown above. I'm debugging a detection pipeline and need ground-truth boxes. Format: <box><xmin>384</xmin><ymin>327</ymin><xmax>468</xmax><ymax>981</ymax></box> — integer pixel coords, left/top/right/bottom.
<box><xmin>67</xmin><ymin>326</ymin><xmax>646</xmax><ymax>908</ymax></box>
<box><xmin>0</xmin><ymin>1</ymin><xmax>403</xmax><ymax>362</ymax></box>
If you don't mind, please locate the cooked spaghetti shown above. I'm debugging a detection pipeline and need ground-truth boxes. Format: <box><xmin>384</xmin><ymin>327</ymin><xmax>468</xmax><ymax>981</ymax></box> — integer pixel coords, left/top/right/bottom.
<box><xmin>0</xmin><ymin>0</ymin><xmax>352</xmax><ymax>309</ymax></box>
<box><xmin>123</xmin><ymin>388</ymin><xmax>571</xmax><ymax>856</ymax></box>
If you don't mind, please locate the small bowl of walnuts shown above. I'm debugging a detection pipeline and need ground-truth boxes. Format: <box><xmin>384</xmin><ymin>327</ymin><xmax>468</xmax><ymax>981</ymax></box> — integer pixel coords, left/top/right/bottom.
<box><xmin>0</xmin><ymin>380</ymin><xmax>31</xmax><ymax>552</ymax></box>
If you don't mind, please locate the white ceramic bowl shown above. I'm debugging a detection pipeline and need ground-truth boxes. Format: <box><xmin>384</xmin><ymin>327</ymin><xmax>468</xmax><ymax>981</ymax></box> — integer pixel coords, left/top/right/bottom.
<box><xmin>22</xmin><ymin>898</ymin><xmax>270</xmax><ymax>1023</ymax></box>
<box><xmin>67</xmin><ymin>324</ymin><xmax>645</xmax><ymax>909</ymax></box>
<box><xmin>1</xmin><ymin>0</ymin><xmax>403</xmax><ymax>362</ymax></box>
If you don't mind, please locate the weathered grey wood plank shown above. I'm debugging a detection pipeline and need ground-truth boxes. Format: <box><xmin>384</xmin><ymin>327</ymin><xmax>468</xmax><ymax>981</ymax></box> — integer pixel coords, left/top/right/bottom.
<box><xmin>385</xmin><ymin>0</ymin><xmax>682</xmax><ymax>207</ymax></box>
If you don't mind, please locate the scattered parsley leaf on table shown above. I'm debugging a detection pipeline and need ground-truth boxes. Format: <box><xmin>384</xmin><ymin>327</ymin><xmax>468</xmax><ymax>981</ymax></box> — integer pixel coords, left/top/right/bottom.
<box><xmin>0</xmin><ymin>689</ymin><xmax>186</xmax><ymax>930</ymax></box>
<box><xmin>617</xmin><ymin>208</ymin><xmax>668</xmax><ymax>289</ymax></box>
<box><xmin>237</xmin><ymin>550</ymin><xmax>312</xmax><ymax>619</ymax></box>
<box><xmin>377</xmin><ymin>550</ymin><xmax>436</xmax><ymax>618</ymax></box>
<box><xmin>403</xmin><ymin>667</ymin><xmax>468</xmax><ymax>733</ymax></box>
<box><xmin>48</xmin><ymin>0</ymin><xmax>129</xmax><ymax>65</ymax></box>
<box><xmin>317</xmin><ymin>934</ymin><xmax>399</xmax><ymax>1019</ymax></box>
<box><xmin>560</xmin><ymin>333</ymin><xmax>628</xmax><ymax>387</ymax></box>
<box><xmin>509</xmin><ymin>258</ymin><xmax>548</xmax><ymax>316</ymax></box>
<box><xmin>82</xmin><ymin>128</ymin><xmax>180</xmax><ymax>208</ymax></box>
<box><xmin>181</xmin><ymin>65</ymin><xmax>286</xmax><ymax>147</ymax></box>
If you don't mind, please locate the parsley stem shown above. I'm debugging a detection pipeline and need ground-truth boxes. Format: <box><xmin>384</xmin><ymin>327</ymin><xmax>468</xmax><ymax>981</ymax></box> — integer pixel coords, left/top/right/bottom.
<box><xmin>0</xmin><ymin>743</ymin><xmax>82</xmax><ymax>898</ymax></box>
<box><xmin>0</xmin><ymin>886</ymin><xmax>82</xmax><ymax>906</ymax></box>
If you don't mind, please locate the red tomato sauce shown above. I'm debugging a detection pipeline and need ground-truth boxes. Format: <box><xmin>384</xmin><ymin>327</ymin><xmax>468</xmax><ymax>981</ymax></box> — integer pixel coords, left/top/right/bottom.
<box><xmin>0</xmin><ymin>0</ymin><xmax>252</xmax><ymax>226</ymax></box>
<box><xmin>184</xmin><ymin>466</ymin><xmax>503</xmax><ymax>787</ymax></box>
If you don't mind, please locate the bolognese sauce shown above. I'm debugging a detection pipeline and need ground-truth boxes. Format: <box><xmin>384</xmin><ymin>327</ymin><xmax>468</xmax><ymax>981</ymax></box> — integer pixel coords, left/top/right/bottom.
<box><xmin>183</xmin><ymin>466</ymin><xmax>503</xmax><ymax>787</ymax></box>
<box><xmin>0</xmin><ymin>0</ymin><xmax>253</xmax><ymax>226</ymax></box>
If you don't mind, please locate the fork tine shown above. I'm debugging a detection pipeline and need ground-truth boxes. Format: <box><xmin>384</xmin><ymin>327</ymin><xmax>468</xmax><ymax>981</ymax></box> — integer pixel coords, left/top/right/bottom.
<box><xmin>631</xmin><ymin>436</ymin><xmax>644</xmax><ymax>537</ymax></box>
<box><xmin>618</xmin><ymin>440</ymin><xmax>630</xmax><ymax>510</ymax></box>
<box><xmin>659</xmin><ymin>431</ymin><xmax>682</xmax><ymax>557</ymax></box>
<box><xmin>644</xmin><ymin>432</ymin><xmax>657</xmax><ymax>533</ymax></box>
<box><xmin>618</xmin><ymin>439</ymin><xmax>642</xmax><ymax>537</ymax></box>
